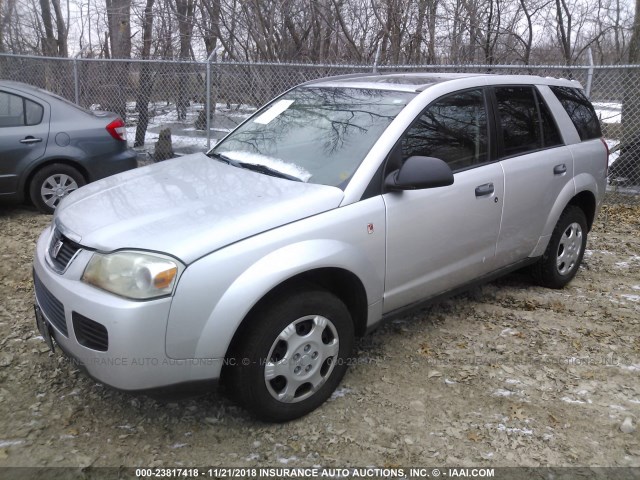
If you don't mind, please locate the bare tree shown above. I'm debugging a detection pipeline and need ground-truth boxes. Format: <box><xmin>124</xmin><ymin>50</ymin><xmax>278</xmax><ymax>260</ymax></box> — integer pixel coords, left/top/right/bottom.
<box><xmin>134</xmin><ymin>0</ymin><xmax>156</xmax><ymax>147</ymax></box>
<box><xmin>38</xmin><ymin>0</ymin><xmax>68</xmax><ymax>56</ymax></box>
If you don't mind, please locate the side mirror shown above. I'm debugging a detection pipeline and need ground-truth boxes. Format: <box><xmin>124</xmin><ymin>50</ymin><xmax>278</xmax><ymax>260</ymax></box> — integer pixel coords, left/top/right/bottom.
<box><xmin>385</xmin><ymin>156</ymin><xmax>454</xmax><ymax>191</ymax></box>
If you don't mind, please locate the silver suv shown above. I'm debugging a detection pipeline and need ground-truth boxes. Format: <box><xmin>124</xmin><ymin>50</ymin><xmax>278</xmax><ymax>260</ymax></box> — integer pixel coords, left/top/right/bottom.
<box><xmin>33</xmin><ymin>73</ymin><xmax>608</xmax><ymax>421</ymax></box>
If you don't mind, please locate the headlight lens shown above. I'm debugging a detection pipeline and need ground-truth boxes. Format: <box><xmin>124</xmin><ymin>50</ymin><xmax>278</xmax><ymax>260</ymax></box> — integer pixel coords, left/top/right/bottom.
<box><xmin>82</xmin><ymin>251</ymin><xmax>182</xmax><ymax>299</ymax></box>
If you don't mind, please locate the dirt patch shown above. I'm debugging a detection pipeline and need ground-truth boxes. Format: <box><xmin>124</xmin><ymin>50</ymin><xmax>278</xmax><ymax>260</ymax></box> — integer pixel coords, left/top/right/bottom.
<box><xmin>0</xmin><ymin>203</ymin><xmax>639</xmax><ymax>467</ymax></box>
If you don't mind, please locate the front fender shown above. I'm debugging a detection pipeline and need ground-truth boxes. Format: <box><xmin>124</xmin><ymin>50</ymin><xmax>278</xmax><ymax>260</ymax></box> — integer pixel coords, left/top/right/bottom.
<box><xmin>165</xmin><ymin>196</ymin><xmax>386</xmax><ymax>359</ymax></box>
<box><xmin>197</xmin><ymin>239</ymin><xmax>378</xmax><ymax>359</ymax></box>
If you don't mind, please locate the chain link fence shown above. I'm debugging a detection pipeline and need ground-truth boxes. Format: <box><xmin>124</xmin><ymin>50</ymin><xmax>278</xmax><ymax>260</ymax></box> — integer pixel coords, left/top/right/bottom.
<box><xmin>0</xmin><ymin>53</ymin><xmax>638</xmax><ymax>203</ymax></box>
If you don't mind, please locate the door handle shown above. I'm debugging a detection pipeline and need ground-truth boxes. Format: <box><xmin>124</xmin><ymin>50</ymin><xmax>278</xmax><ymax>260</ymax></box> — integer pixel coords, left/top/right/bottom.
<box><xmin>553</xmin><ymin>164</ymin><xmax>567</xmax><ymax>175</ymax></box>
<box><xmin>475</xmin><ymin>183</ymin><xmax>494</xmax><ymax>197</ymax></box>
<box><xmin>20</xmin><ymin>136</ymin><xmax>43</xmax><ymax>144</ymax></box>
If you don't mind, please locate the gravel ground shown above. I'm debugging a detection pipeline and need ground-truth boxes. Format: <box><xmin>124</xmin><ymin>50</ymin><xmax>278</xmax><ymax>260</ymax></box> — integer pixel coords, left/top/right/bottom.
<box><xmin>0</xmin><ymin>202</ymin><xmax>639</xmax><ymax>468</ymax></box>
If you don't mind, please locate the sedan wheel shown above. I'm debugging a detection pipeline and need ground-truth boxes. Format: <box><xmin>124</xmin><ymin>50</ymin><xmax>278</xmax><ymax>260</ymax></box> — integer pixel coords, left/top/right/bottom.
<box><xmin>40</xmin><ymin>173</ymin><xmax>79</xmax><ymax>209</ymax></box>
<box><xmin>29</xmin><ymin>163</ymin><xmax>86</xmax><ymax>214</ymax></box>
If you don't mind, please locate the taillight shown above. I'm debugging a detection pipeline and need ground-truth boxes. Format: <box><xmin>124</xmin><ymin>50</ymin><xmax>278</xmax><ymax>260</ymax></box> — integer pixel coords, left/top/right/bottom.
<box><xmin>106</xmin><ymin>118</ymin><xmax>127</xmax><ymax>142</ymax></box>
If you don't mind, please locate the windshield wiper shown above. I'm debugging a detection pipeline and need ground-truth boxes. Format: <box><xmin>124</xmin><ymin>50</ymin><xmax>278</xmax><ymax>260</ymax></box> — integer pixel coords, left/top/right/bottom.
<box><xmin>209</xmin><ymin>152</ymin><xmax>302</xmax><ymax>182</ymax></box>
<box><xmin>208</xmin><ymin>151</ymin><xmax>241</xmax><ymax>167</ymax></box>
<box><xmin>236</xmin><ymin>162</ymin><xmax>302</xmax><ymax>182</ymax></box>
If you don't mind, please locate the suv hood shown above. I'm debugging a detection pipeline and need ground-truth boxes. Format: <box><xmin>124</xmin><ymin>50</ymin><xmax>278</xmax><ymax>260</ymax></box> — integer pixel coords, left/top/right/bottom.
<box><xmin>55</xmin><ymin>153</ymin><xmax>344</xmax><ymax>263</ymax></box>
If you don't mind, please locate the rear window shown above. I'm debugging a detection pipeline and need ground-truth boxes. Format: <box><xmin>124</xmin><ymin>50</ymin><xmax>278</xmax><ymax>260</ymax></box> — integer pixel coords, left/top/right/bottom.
<box><xmin>550</xmin><ymin>86</ymin><xmax>601</xmax><ymax>141</ymax></box>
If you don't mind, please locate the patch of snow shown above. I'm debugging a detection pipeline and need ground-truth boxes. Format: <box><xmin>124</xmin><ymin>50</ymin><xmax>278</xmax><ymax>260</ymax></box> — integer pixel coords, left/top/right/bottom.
<box><xmin>500</xmin><ymin>328</ymin><xmax>519</xmax><ymax>337</ymax></box>
<box><xmin>621</xmin><ymin>294</ymin><xmax>640</xmax><ymax>303</ymax></box>
<box><xmin>330</xmin><ymin>387</ymin><xmax>351</xmax><ymax>400</ymax></box>
<box><xmin>0</xmin><ymin>439</ymin><xmax>26</xmax><ymax>448</ymax></box>
<box><xmin>444</xmin><ymin>379</ymin><xmax>457</xmax><ymax>385</ymax></box>
<box><xmin>278</xmin><ymin>456</ymin><xmax>298</xmax><ymax>464</ymax></box>
<box><xmin>561</xmin><ymin>396</ymin><xmax>586</xmax><ymax>404</ymax></box>
<box><xmin>505</xmin><ymin>379</ymin><xmax>521</xmax><ymax>385</ymax></box>
<box><xmin>493</xmin><ymin>389</ymin><xmax>514</xmax><ymax>397</ymax></box>
<box><xmin>223</xmin><ymin>150</ymin><xmax>312</xmax><ymax>182</ymax></box>
<box><xmin>622</xmin><ymin>364</ymin><xmax>640</xmax><ymax>372</ymax></box>
<box><xmin>171</xmin><ymin>443</ymin><xmax>188</xmax><ymax>449</ymax></box>
<box><xmin>496</xmin><ymin>424</ymin><xmax>534</xmax><ymax>436</ymax></box>
<box><xmin>593</xmin><ymin>103</ymin><xmax>621</xmax><ymax>124</ymax></box>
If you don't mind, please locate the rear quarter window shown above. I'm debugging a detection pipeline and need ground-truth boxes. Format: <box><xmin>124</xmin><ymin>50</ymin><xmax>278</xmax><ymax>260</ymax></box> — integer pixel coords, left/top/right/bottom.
<box><xmin>550</xmin><ymin>86</ymin><xmax>602</xmax><ymax>141</ymax></box>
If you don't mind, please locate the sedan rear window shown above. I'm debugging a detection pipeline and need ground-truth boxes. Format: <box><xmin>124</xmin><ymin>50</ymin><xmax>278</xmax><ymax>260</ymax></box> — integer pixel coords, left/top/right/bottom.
<box><xmin>550</xmin><ymin>86</ymin><xmax>602</xmax><ymax>141</ymax></box>
<box><xmin>25</xmin><ymin>99</ymin><xmax>44</xmax><ymax>125</ymax></box>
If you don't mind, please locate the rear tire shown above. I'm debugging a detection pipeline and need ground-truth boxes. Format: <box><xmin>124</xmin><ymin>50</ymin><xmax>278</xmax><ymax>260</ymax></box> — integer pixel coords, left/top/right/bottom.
<box><xmin>29</xmin><ymin>163</ymin><xmax>85</xmax><ymax>214</ymax></box>
<box><xmin>532</xmin><ymin>205</ymin><xmax>588</xmax><ymax>289</ymax></box>
<box><xmin>227</xmin><ymin>288</ymin><xmax>354</xmax><ymax>422</ymax></box>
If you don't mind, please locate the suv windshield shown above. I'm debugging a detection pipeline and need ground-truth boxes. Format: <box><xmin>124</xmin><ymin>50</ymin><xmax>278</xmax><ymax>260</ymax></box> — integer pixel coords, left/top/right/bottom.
<box><xmin>211</xmin><ymin>86</ymin><xmax>415</xmax><ymax>188</ymax></box>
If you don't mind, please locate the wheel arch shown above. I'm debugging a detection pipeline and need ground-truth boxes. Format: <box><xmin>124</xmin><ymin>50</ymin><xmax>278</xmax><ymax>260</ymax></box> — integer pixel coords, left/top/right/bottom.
<box><xmin>567</xmin><ymin>189</ymin><xmax>597</xmax><ymax>231</ymax></box>
<box><xmin>22</xmin><ymin>158</ymin><xmax>89</xmax><ymax>202</ymax></box>
<box><xmin>221</xmin><ymin>267</ymin><xmax>368</xmax><ymax>382</ymax></box>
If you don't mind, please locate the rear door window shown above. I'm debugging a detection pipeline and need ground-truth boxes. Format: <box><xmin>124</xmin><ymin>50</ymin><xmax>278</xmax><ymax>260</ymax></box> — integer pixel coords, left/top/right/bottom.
<box><xmin>550</xmin><ymin>86</ymin><xmax>602</xmax><ymax>140</ymax></box>
<box><xmin>494</xmin><ymin>86</ymin><xmax>541</xmax><ymax>157</ymax></box>
<box><xmin>494</xmin><ymin>86</ymin><xmax>564</xmax><ymax>157</ymax></box>
<box><xmin>0</xmin><ymin>91</ymin><xmax>44</xmax><ymax>127</ymax></box>
<box><xmin>0</xmin><ymin>92</ymin><xmax>25</xmax><ymax>127</ymax></box>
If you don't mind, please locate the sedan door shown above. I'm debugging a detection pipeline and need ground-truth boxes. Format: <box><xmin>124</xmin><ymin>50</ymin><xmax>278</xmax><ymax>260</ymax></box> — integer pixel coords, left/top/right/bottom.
<box><xmin>383</xmin><ymin>88</ymin><xmax>504</xmax><ymax>313</ymax></box>
<box><xmin>0</xmin><ymin>89</ymin><xmax>49</xmax><ymax>196</ymax></box>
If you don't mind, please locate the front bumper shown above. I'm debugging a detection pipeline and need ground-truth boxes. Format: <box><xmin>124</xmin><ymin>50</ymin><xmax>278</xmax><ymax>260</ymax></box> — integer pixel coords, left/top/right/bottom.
<box><xmin>33</xmin><ymin>226</ymin><xmax>223</xmax><ymax>391</ymax></box>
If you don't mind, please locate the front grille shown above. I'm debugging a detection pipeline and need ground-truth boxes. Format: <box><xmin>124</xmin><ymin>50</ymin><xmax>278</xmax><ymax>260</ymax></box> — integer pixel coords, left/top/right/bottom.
<box><xmin>48</xmin><ymin>228</ymin><xmax>82</xmax><ymax>272</ymax></box>
<box><xmin>72</xmin><ymin>312</ymin><xmax>109</xmax><ymax>351</ymax></box>
<box><xmin>33</xmin><ymin>274</ymin><xmax>68</xmax><ymax>336</ymax></box>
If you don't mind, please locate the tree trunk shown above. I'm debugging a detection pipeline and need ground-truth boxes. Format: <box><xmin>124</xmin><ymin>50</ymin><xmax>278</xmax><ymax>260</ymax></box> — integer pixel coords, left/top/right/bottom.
<box><xmin>620</xmin><ymin>0</ymin><xmax>640</xmax><ymax>161</ymax></box>
<box><xmin>105</xmin><ymin>0</ymin><xmax>131</xmax><ymax>121</ymax></box>
<box><xmin>175</xmin><ymin>0</ymin><xmax>194</xmax><ymax>120</ymax></box>
<box><xmin>134</xmin><ymin>0</ymin><xmax>155</xmax><ymax>148</ymax></box>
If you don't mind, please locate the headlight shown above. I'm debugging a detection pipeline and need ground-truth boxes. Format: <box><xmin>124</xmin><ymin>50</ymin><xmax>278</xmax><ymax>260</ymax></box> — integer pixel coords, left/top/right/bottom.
<box><xmin>82</xmin><ymin>251</ymin><xmax>182</xmax><ymax>300</ymax></box>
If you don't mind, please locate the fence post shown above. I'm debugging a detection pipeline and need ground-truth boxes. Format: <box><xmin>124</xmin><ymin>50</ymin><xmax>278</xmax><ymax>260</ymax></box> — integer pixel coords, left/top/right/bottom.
<box><xmin>373</xmin><ymin>44</ymin><xmax>381</xmax><ymax>73</ymax></box>
<box><xmin>585</xmin><ymin>48</ymin><xmax>594</xmax><ymax>98</ymax></box>
<box><xmin>206</xmin><ymin>50</ymin><xmax>216</xmax><ymax>150</ymax></box>
<box><xmin>73</xmin><ymin>58</ymin><xmax>79</xmax><ymax>105</ymax></box>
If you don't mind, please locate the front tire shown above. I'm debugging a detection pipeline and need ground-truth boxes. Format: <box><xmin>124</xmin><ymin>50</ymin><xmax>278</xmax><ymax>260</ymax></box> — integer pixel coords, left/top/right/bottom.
<box><xmin>532</xmin><ymin>205</ymin><xmax>588</xmax><ymax>288</ymax></box>
<box><xmin>227</xmin><ymin>288</ymin><xmax>354</xmax><ymax>422</ymax></box>
<box><xmin>29</xmin><ymin>163</ymin><xmax>86</xmax><ymax>214</ymax></box>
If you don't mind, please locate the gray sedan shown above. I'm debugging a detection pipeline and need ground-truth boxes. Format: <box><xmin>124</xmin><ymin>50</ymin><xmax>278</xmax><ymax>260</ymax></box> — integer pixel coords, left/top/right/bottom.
<box><xmin>0</xmin><ymin>81</ymin><xmax>137</xmax><ymax>213</ymax></box>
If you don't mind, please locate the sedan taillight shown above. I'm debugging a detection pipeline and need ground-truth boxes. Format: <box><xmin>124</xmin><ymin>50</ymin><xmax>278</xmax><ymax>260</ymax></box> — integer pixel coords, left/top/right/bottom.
<box><xmin>106</xmin><ymin>118</ymin><xmax>127</xmax><ymax>142</ymax></box>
